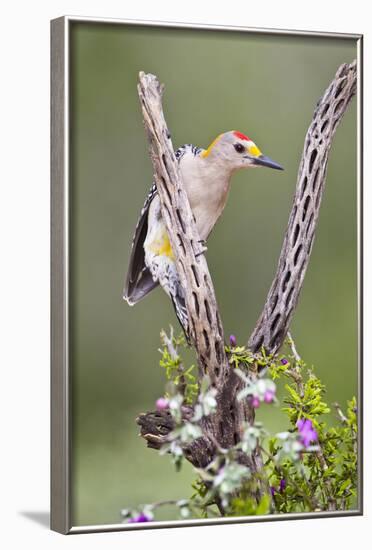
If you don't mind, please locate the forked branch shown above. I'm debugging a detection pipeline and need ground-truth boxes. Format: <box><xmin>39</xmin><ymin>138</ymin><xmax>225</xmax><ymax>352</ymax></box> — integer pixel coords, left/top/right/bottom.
<box><xmin>136</xmin><ymin>61</ymin><xmax>357</xmax><ymax>472</ymax></box>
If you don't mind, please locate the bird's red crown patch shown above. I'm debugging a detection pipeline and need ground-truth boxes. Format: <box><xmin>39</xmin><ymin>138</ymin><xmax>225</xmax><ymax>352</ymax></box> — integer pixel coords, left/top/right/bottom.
<box><xmin>233</xmin><ymin>131</ymin><xmax>251</xmax><ymax>141</ymax></box>
<box><xmin>233</xmin><ymin>131</ymin><xmax>251</xmax><ymax>142</ymax></box>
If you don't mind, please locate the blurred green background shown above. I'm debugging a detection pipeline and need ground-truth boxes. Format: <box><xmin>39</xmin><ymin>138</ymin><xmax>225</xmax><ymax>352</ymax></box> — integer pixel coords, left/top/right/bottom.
<box><xmin>69</xmin><ymin>22</ymin><xmax>358</xmax><ymax>526</ymax></box>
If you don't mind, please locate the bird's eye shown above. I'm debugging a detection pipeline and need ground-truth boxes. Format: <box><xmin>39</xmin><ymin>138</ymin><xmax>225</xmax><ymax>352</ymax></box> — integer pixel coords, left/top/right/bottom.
<box><xmin>234</xmin><ymin>143</ymin><xmax>245</xmax><ymax>154</ymax></box>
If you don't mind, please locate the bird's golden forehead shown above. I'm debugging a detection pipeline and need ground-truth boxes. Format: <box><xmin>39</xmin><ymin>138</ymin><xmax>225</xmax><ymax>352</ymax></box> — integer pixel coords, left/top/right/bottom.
<box><xmin>247</xmin><ymin>143</ymin><xmax>262</xmax><ymax>157</ymax></box>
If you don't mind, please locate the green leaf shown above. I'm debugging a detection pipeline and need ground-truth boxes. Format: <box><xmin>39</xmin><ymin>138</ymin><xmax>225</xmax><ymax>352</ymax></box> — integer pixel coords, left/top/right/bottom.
<box><xmin>285</xmin><ymin>384</ymin><xmax>301</xmax><ymax>403</ymax></box>
<box><xmin>255</xmin><ymin>494</ymin><xmax>271</xmax><ymax>515</ymax></box>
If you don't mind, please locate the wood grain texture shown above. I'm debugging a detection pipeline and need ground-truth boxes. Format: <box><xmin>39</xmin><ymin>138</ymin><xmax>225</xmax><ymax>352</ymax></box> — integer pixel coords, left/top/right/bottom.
<box><xmin>248</xmin><ymin>61</ymin><xmax>357</xmax><ymax>355</ymax></box>
<box><xmin>138</xmin><ymin>72</ymin><xmax>228</xmax><ymax>387</ymax></box>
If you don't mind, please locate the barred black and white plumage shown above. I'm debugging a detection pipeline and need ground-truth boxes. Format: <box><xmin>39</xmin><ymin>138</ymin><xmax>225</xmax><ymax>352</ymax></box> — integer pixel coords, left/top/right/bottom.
<box><xmin>123</xmin><ymin>132</ymin><xmax>283</xmax><ymax>338</ymax></box>
<box><xmin>123</xmin><ymin>145</ymin><xmax>200</xmax><ymax>339</ymax></box>
<box><xmin>175</xmin><ymin>143</ymin><xmax>202</xmax><ymax>161</ymax></box>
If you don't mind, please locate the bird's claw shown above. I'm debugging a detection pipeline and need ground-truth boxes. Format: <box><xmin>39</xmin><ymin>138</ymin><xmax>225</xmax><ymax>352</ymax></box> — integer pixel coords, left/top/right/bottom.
<box><xmin>195</xmin><ymin>241</ymin><xmax>208</xmax><ymax>257</ymax></box>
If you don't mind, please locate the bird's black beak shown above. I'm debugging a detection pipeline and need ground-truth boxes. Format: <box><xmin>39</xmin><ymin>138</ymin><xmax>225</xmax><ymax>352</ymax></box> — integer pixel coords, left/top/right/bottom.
<box><xmin>253</xmin><ymin>155</ymin><xmax>284</xmax><ymax>171</ymax></box>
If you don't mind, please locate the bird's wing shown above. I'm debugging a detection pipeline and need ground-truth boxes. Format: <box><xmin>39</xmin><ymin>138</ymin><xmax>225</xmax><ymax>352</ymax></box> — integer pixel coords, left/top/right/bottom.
<box><xmin>123</xmin><ymin>183</ymin><xmax>159</xmax><ymax>305</ymax></box>
<box><xmin>123</xmin><ymin>144</ymin><xmax>202</xmax><ymax>307</ymax></box>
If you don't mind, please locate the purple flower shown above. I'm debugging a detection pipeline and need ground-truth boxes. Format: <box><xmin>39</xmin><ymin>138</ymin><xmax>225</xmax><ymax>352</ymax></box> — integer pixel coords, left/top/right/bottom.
<box><xmin>264</xmin><ymin>389</ymin><xmax>276</xmax><ymax>404</ymax></box>
<box><xmin>296</xmin><ymin>418</ymin><xmax>318</xmax><ymax>448</ymax></box>
<box><xmin>279</xmin><ymin>478</ymin><xmax>286</xmax><ymax>492</ymax></box>
<box><xmin>128</xmin><ymin>513</ymin><xmax>151</xmax><ymax>523</ymax></box>
<box><xmin>270</xmin><ymin>486</ymin><xmax>276</xmax><ymax>497</ymax></box>
<box><xmin>252</xmin><ymin>396</ymin><xmax>260</xmax><ymax>409</ymax></box>
<box><xmin>229</xmin><ymin>334</ymin><xmax>237</xmax><ymax>347</ymax></box>
<box><xmin>156</xmin><ymin>397</ymin><xmax>169</xmax><ymax>411</ymax></box>
<box><xmin>281</xmin><ymin>358</ymin><xmax>288</xmax><ymax>365</ymax></box>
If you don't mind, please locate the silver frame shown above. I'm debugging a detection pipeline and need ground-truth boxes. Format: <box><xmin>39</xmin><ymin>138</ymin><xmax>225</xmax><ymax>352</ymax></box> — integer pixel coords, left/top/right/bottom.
<box><xmin>51</xmin><ymin>15</ymin><xmax>363</xmax><ymax>534</ymax></box>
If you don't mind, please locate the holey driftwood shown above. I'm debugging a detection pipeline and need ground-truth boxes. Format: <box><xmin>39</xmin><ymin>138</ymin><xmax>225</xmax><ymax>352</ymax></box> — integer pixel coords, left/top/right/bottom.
<box><xmin>136</xmin><ymin>62</ymin><xmax>357</xmax><ymax>477</ymax></box>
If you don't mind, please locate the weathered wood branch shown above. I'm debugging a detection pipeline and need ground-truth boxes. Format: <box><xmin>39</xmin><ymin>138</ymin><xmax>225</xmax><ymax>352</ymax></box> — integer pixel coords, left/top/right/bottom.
<box><xmin>138</xmin><ymin>72</ymin><xmax>227</xmax><ymax>387</ymax></box>
<box><xmin>137</xmin><ymin>72</ymin><xmax>257</xmax><ymax>463</ymax></box>
<box><xmin>248</xmin><ymin>60</ymin><xmax>357</xmax><ymax>355</ymax></box>
<box><xmin>136</xmin><ymin>407</ymin><xmax>216</xmax><ymax>468</ymax></box>
<box><xmin>136</xmin><ymin>61</ymin><xmax>356</xmax><ymax>482</ymax></box>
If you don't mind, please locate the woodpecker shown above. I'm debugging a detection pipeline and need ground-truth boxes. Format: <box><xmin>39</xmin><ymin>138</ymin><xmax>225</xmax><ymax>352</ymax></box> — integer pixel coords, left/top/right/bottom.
<box><xmin>123</xmin><ymin>130</ymin><xmax>283</xmax><ymax>337</ymax></box>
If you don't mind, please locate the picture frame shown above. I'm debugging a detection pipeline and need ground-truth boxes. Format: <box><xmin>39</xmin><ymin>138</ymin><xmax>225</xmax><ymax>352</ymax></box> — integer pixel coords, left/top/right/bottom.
<box><xmin>51</xmin><ymin>16</ymin><xmax>363</xmax><ymax>534</ymax></box>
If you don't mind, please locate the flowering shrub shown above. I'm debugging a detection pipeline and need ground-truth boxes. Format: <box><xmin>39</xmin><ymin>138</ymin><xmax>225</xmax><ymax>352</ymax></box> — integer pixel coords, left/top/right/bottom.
<box><xmin>121</xmin><ymin>331</ymin><xmax>358</xmax><ymax>523</ymax></box>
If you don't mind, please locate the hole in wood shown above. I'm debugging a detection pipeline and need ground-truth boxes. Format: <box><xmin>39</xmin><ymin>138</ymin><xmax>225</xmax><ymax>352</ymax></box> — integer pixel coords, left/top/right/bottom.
<box><xmin>270</xmin><ymin>293</ymin><xmax>278</xmax><ymax>313</ymax></box>
<box><xmin>200</xmin><ymin>355</ymin><xmax>207</xmax><ymax>374</ymax></box>
<box><xmin>215</xmin><ymin>340</ymin><xmax>223</xmax><ymax>363</ymax></box>
<box><xmin>300</xmin><ymin>176</ymin><xmax>308</xmax><ymax>200</ymax></box>
<box><xmin>285</xmin><ymin>286</ymin><xmax>295</xmax><ymax>308</ymax></box>
<box><xmin>214</xmin><ymin>367</ymin><xmax>220</xmax><ymax>377</ymax></box>
<box><xmin>161</xmin><ymin>153</ymin><xmax>168</xmax><ymax>169</ymax></box>
<box><xmin>312</xmin><ymin>167</ymin><xmax>320</xmax><ymax>192</ymax></box>
<box><xmin>204</xmin><ymin>300</ymin><xmax>212</xmax><ymax>325</ymax></box>
<box><xmin>191</xmin><ymin>264</ymin><xmax>200</xmax><ymax>287</ymax></box>
<box><xmin>193</xmin><ymin>292</ymin><xmax>200</xmax><ymax>317</ymax></box>
<box><xmin>335</xmin><ymin>79</ymin><xmax>346</xmax><ymax>98</ymax></box>
<box><xmin>216</xmin><ymin>311</ymin><xmax>224</xmax><ymax>338</ymax></box>
<box><xmin>255</xmin><ymin>335</ymin><xmax>264</xmax><ymax>352</ymax></box>
<box><xmin>292</xmin><ymin>223</ymin><xmax>300</xmax><ymax>246</ymax></box>
<box><xmin>294</xmin><ymin>244</ymin><xmax>303</xmax><ymax>266</ymax></box>
<box><xmin>282</xmin><ymin>270</ymin><xmax>291</xmax><ymax>293</ymax></box>
<box><xmin>302</xmin><ymin>195</ymin><xmax>311</xmax><ymax>221</ymax></box>
<box><xmin>306</xmin><ymin>213</ymin><xmax>314</xmax><ymax>237</ymax></box>
<box><xmin>272</xmin><ymin>329</ymin><xmax>284</xmax><ymax>350</ymax></box>
<box><xmin>176</xmin><ymin>208</ymin><xmax>186</xmax><ymax>234</ymax></box>
<box><xmin>203</xmin><ymin>330</ymin><xmax>210</xmax><ymax>354</ymax></box>
<box><xmin>309</xmin><ymin>149</ymin><xmax>318</xmax><ymax>173</ymax></box>
<box><xmin>177</xmin><ymin>234</ymin><xmax>186</xmax><ymax>256</ymax></box>
<box><xmin>233</xmin><ymin>432</ymin><xmax>239</xmax><ymax>445</ymax></box>
<box><xmin>161</xmin><ymin>176</ymin><xmax>172</xmax><ymax>203</ymax></box>
<box><xmin>321</xmin><ymin>119</ymin><xmax>329</xmax><ymax>133</ymax></box>
<box><xmin>271</xmin><ymin>313</ymin><xmax>280</xmax><ymax>333</ymax></box>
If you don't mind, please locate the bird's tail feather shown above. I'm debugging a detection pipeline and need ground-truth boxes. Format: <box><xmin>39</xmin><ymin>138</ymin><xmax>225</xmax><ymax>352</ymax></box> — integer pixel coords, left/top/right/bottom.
<box><xmin>170</xmin><ymin>292</ymin><xmax>191</xmax><ymax>344</ymax></box>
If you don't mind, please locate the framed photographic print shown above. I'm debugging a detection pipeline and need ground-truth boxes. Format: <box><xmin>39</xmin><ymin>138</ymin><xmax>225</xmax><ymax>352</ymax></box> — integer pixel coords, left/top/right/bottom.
<box><xmin>51</xmin><ymin>16</ymin><xmax>362</xmax><ymax>534</ymax></box>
